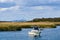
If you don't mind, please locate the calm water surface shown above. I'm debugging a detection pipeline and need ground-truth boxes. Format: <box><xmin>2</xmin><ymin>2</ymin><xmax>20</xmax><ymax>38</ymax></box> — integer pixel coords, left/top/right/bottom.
<box><xmin>0</xmin><ymin>26</ymin><xmax>60</xmax><ymax>40</ymax></box>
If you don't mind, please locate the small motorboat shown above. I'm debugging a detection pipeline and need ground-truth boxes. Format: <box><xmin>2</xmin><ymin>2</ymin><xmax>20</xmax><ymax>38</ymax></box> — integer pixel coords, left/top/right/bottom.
<box><xmin>28</xmin><ymin>26</ymin><xmax>41</xmax><ymax>37</ymax></box>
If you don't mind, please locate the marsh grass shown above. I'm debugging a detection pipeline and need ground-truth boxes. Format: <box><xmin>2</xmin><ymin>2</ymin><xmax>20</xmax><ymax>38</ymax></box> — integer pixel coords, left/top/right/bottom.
<box><xmin>0</xmin><ymin>22</ymin><xmax>57</xmax><ymax>31</ymax></box>
<box><xmin>0</xmin><ymin>25</ymin><xmax>21</xmax><ymax>31</ymax></box>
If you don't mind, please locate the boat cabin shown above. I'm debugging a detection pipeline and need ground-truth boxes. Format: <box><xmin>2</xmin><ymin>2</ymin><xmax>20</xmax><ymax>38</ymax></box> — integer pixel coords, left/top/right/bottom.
<box><xmin>33</xmin><ymin>26</ymin><xmax>39</xmax><ymax>30</ymax></box>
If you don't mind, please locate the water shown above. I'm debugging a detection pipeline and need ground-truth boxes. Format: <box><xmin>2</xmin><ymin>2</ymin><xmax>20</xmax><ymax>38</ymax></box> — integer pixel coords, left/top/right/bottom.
<box><xmin>0</xmin><ymin>26</ymin><xmax>60</xmax><ymax>40</ymax></box>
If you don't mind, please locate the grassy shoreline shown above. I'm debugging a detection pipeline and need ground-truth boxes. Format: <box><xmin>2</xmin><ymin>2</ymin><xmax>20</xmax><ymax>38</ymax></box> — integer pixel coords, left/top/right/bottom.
<box><xmin>0</xmin><ymin>22</ymin><xmax>60</xmax><ymax>31</ymax></box>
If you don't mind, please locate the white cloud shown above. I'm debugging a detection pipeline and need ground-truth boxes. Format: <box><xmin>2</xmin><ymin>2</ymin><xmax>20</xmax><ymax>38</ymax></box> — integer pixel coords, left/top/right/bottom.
<box><xmin>9</xmin><ymin>5</ymin><xmax>20</xmax><ymax>10</ymax></box>
<box><xmin>0</xmin><ymin>0</ymin><xmax>14</xmax><ymax>3</ymax></box>
<box><xmin>0</xmin><ymin>8</ymin><xmax>8</xmax><ymax>11</ymax></box>
<box><xmin>0</xmin><ymin>5</ymin><xmax>20</xmax><ymax>11</ymax></box>
<box><xmin>49</xmin><ymin>0</ymin><xmax>60</xmax><ymax>2</ymax></box>
<box><xmin>30</xmin><ymin>6</ymin><xmax>53</xmax><ymax>10</ymax></box>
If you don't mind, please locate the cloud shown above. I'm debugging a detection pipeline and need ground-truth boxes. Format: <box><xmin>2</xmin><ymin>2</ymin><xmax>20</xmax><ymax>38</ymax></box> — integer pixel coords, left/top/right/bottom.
<box><xmin>0</xmin><ymin>0</ymin><xmax>14</xmax><ymax>3</ymax></box>
<box><xmin>0</xmin><ymin>5</ymin><xmax>20</xmax><ymax>11</ymax></box>
<box><xmin>0</xmin><ymin>0</ymin><xmax>17</xmax><ymax>11</ymax></box>
<box><xmin>0</xmin><ymin>0</ymin><xmax>60</xmax><ymax>21</ymax></box>
<box><xmin>30</xmin><ymin>6</ymin><xmax>53</xmax><ymax>10</ymax></box>
<box><xmin>0</xmin><ymin>2</ymin><xmax>16</xmax><ymax>8</ymax></box>
<box><xmin>0</xmin><ymin>8</ymin><xmax>8</xmax><ymax>11</ymax></box>
<box><xmin>18</xmin><ymin>0</ymin><xmax>60</xmax><ymax>7</ymax></box>
<box><xmin>0</xmin><ymin>0</ymin><xmax>60</xmax><ymax>11</ymax></box>
<box><xmin>49</xmin><ymin>0</ymin><xmax>60</xmax><ymax>2</ymax></box>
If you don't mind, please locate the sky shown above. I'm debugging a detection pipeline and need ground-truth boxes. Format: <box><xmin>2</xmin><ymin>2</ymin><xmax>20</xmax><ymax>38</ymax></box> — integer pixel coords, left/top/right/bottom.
<box><xmin>0</xmin><ymin>0</ymin><xmax>60</xmax><ymax>21</ymax></box>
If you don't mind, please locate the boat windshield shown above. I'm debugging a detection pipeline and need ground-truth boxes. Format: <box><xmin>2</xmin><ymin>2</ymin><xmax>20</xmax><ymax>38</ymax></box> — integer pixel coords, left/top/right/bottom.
<box><xmin>33</xmin><ymin>26</ymin><xmax>39</xmax><ymax>30</ymax></box>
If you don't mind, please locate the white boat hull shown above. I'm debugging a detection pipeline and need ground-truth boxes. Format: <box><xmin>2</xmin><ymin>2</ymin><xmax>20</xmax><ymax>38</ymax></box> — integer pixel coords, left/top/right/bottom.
<box><xmin>28</xmin><ymin>30</ymin><xmax>40</xmax><ymax>36</ymax></box>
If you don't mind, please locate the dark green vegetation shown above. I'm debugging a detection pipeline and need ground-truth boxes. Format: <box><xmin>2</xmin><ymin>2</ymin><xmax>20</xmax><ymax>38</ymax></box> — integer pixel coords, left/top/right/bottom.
<box><xmin>28</xmin><ymin>17</ymin><xmax>60</xmax><ymax>22</ymax></box>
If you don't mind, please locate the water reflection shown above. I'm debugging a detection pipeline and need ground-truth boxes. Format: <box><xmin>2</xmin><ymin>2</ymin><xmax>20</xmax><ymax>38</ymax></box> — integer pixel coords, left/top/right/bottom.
<box><xmin>29</xmin><ymin>36</ymin><xmax>41</xmax><ymax>40</ymax></box>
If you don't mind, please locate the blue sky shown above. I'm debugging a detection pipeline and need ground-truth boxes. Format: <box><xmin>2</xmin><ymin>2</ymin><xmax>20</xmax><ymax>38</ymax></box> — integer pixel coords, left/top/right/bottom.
<box><xmin>0</xmin><ymin>0</ymin><xmax>60</xmax><ymax>21</ymax></box>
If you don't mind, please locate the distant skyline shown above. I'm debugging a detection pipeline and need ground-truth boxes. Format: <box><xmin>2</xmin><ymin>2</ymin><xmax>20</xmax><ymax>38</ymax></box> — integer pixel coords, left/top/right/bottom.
<box><xmin>0</xmin><ymin>0</ymin><xmax>60</xmax><ymax>21</ymax></box>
